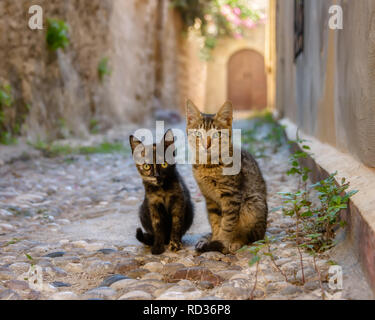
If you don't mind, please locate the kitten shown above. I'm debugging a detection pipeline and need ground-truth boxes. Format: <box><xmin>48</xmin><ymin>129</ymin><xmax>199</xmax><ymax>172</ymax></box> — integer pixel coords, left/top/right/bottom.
<box><xmin>186</xmin><ymin>100</ymin><xmax>268</xmax><ymax>254</ymax></box>
<box><xmin>129</xmin><ymin>129</ymin><xmax>194</xmax><ymax>255</ymax></box>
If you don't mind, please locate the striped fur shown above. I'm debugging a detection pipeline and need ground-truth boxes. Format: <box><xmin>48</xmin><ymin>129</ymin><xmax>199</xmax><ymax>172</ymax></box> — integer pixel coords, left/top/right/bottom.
<box><xmin>186</xmin><ymin>100</ymin><xmax>268</xmax><ymax>254</ymax></box>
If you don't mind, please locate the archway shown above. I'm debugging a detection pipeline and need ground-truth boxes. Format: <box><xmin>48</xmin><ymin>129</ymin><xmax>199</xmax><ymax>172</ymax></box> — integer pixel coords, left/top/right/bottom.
<box><xmin>227</xmin><ymin>49</ymin><xmax>267</xmax><ymax>110</ymax></box>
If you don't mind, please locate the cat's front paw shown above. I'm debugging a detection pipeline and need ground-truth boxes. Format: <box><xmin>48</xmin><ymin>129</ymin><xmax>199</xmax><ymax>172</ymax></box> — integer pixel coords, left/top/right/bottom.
<box><xmin>229</xmin><ymin>241</ymin><xmax>243</xmax><ymax>253</ymax></box>
<box><xmin>169</xmin><ymin>240</ymin><xmax>182</xmax><ymax>252</ymax></box>
<box><xmin>195</xmin><ymin>238</ymin><xmax>209</xmax><ymax>252</ymax></box>
<box><xmin>151</xmin><ymin>244</ymin><xmax>165</xmax><ymax>255</ymax></box>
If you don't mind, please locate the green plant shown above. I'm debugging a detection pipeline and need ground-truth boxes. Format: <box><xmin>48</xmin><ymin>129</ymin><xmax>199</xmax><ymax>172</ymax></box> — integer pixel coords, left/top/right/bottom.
<box><xmin>266</xmin><ymin>140</ymin><xmax>358</xmax><ymax>295</ymax></box>
<box><xmin>0</xmin><ymin>83</ymin><xmax>17</xmax><ymax>145</ymax></box>
<box><xmin>31</xmin><ymin>140</ymin><xmax>129</xmax><ymax>158</ymax></box>
<box><xmin>0</xmin><ymin>83</ymin><xmax>13</xmax><ymax>107</ymax></box>
<box><xmin>280</xmin><ymin>140</ymin><xmax>358</xmax><ymax>253</ymax></box>
<box><xmin>98</xmin><ymin>57</ymin><xmax>111</xmax><ymax>81</ymax></box>
<box><xmin>89</xmin><ymin>118</ymin><xmax>100</xmax><ymax>134</ymax></box>
<box><xmin>242</xmin><ymin>111</ymin><xmax>286</xmax><ymax>158</ymax></box>
<box><xmin>46</xmin><ymin>18</ymin><xmax>69</xmax><ymax>50</ymax></box>
<box><xmin>304</xmin><ymin>173</ymin><xmax>358</xmax><ymax>252</ymax></box>
<box><xmin>171</xmin><ymin>0</ymin><xmax>266</xmax><ymax>59</ymax></box>
<box><xmin>286</xmin><ymin>138</ymin><xmax>312</xmax><ymax>186</ymax></box>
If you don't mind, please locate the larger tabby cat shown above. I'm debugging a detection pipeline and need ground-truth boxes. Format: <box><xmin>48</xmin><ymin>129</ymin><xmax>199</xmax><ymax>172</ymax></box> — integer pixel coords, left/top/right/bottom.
<box><xmin>186</xmin><ymin>100</ymin><xmax>268</xmax><ymax>254</ymax></box>
<box><xmin>129</xmin><ymin>129</ymin><xmax>194</xmax><ymax>255</ymax></box>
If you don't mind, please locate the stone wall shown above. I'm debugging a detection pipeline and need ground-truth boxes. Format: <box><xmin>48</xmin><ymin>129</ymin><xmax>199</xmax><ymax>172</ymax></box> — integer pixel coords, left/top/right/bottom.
<box><xmin>274</xmin><ymin>0</ymin><xmax>375</xmax><ymax>168</ymax></box>
<box><xmin>0</xmin><ymin>0</ymin><xmax>184</xmax><ymax>141</ymax></box>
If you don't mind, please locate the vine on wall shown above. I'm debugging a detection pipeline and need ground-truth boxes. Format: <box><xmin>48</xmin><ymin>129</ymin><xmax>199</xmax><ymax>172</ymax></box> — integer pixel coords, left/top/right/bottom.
<box><xmin>171</xmin><ymin>0</ymin><xmax>266</xmax><ymax>59</ymax></box>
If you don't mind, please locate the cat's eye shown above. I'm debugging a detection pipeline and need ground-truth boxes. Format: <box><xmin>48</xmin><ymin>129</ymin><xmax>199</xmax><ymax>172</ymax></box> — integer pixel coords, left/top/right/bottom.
<box><xmin>212</xmin><ymin>132</ymin><xmax>221</xmax><ymax>139</ymax></box>
<box><xmin>143</xmin><ymin>164</ymin><xmax>151</xmax><ymax>170</ymax></box>
<box><xmin>161</xmin><ymin>162</ymin><xmax>168</xmax><ymax>168</ymax></box>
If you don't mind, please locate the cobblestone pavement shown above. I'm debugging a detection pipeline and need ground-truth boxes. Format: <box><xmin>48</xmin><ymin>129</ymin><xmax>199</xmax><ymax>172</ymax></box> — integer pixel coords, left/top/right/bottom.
<box><xmin>0</xmin><ymin>124</ymin><xmax>368</xmax><ymax>300</ymax></box>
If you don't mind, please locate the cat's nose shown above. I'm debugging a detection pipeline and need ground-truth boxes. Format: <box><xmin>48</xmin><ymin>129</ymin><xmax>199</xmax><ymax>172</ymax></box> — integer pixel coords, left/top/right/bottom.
<box><xmin>154</xmin><ymin>168</ymin><xmax>160</xmax><ymax>177</ymax></box>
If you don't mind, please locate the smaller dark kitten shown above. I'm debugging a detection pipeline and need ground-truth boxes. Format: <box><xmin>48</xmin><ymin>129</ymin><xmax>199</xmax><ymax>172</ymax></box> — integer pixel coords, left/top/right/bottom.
<box><xmin>129</xmin><ymin>129</ymin><xmax>194</xmax><ymax>255</ymax></box>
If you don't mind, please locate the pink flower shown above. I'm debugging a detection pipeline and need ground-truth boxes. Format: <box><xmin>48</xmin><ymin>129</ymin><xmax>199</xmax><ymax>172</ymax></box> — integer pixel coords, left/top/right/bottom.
<box><xmin>221</xmin><ymin>4</ymin><xmax>231</xmax><ymax>16</ymax></box>
<box><xmin>233</xmin><ymin>32</ymin><xmax>243</xmax><ymax>39</ymax></box>
<box><xmin>226</xmin><ymin>13</ymin><xmax>242</xmax><ymax>26</ymax></box>
<box><xmin>243</xmin><ymin>18</ymin><xmax>256</xmax><ymax>29</ymax></box>
<box><xmin>233</xmin><ymin>7</ymin><xmax>241</xmax><ymax>16</ymax></box>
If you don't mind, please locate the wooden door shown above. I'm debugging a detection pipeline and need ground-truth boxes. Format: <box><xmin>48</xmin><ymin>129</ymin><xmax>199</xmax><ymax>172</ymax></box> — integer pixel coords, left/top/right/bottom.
<box><xmin>227</xmin><ymin>49</ymin><xmax>267</xmax><ymax>110</ymax></box>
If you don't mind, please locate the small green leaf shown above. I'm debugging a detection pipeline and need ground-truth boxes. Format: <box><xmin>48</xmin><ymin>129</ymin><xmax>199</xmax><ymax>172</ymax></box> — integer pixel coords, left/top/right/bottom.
<box><xmin>249</xmin><ymin>255</ymin><xmax>260</xmax><ymax>266</ymax></box>
<box><xmin>25</xmin><ymin>253</ymin><xmax>33</xmax><ymax>261</ymax></box>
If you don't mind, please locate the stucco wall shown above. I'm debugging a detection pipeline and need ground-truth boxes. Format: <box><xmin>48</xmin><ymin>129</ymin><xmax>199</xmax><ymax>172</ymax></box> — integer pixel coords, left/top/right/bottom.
<box><xmin>274</xmin><ymin>0</ymin><xmax>375</xmax><ymax>167</ymax></box>
<box><xmin>0</xmin><ymin>0</ymin><xmax>184</xmax><ymax>141</ymax></box>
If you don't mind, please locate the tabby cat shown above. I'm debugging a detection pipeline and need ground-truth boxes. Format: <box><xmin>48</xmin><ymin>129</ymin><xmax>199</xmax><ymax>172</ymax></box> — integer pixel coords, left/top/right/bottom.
<box><xmin>186</xmin><ymin>100</ymin><xmax>268</xmax><ymax>254</ymax></box>
<box><xmin>129</xmin><ymin>129</ymin><xmax>194</xmax><ymax>255</ymax></box>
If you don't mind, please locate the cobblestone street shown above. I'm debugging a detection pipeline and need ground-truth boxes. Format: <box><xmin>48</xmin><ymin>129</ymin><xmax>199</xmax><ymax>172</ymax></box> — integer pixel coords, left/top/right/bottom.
<box><xmin>1</xmin><ymin>121</ymin><xmax>367</xmax><ymax>300</ymax></box>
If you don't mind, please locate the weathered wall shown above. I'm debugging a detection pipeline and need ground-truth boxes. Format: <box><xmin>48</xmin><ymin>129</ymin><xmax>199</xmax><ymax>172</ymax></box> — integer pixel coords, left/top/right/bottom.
<box><xmin>0</xmin><ymin>0</ymin><xmax>184</xmax><ymax>141</ymax></box>
<box><xmin>176</xmin><ymin>31</ymin><xmax>208</xmax><ymax>114</ymax></box>
<box><xmin>274</xmin><ymin>0</ymin><xmax>375</xmax><ymax>167</ymax></box>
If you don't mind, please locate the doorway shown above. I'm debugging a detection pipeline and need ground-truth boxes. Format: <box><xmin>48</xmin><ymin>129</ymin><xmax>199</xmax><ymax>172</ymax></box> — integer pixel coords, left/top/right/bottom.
<box><xmin>227</xmin><ymin>49</ymin><xmax>267</xmax><ymax>110</ymax></box>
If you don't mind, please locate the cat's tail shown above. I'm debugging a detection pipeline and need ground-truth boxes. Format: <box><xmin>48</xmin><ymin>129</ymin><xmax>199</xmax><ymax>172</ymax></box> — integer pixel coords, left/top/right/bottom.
<box><xmin>136</xmin><ymin>228</ymin><xmax>154</xmax><ymax>246</ymax></box>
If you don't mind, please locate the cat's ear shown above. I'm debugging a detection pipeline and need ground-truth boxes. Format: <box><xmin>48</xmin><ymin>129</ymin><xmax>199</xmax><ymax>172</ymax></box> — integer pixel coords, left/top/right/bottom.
<box><xmin>129</xmin><ymin>135</ymin><xmax>143</xmax><ymax>154</ymax></box>
<box><xmin>215</xmin><ymin>101</ymin><xmax>233</xmax><ymax>127</ymax></box>
<box><xmin>186</xmin><ymin>99</ymin><xmax>201</xmax><ymax>126</ymax></box>
<box><xmin>163</xmin><ymin>129</ymin><xmax>175</xmax><ymax>148</ymax></box>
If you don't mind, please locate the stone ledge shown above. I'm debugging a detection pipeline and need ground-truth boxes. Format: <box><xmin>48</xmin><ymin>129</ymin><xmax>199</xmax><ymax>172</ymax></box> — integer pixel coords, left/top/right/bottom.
<box><xmin>281</xmin><ymin>118</ymin><xmax>375</xmax><ymax>294</ymax></box>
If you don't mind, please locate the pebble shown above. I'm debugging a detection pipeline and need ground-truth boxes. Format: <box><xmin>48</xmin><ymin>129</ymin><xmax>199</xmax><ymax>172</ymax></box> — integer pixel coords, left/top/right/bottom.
<box><xmin>9</xmin><ymin>262</ymin><xmax>30</xmax><ymax>274</ymax></box>
<box><xmin>142</xmin><ymin>272</ymin><xmax>164</xmax><ymax>281</ymax></box>
<box><xmin>197</xmin><ymin>281</ymin><xmax>214</xmax><ymax>290</ymax></box>
<box><xmin>162</xmin><ymin>263</ymin><xmax>185</xmax><ymax>275</ymax></box>
<box><xmin>65</xmin><ymin>262</ymin><xmax>84</xmax><ymax>273</ymax></box>
<box><xmin>84</xmin><ymin>242</ymin><xmax>106</xmax><ymax>252</ymax></box>
<box><xmin>200</xmin><ymin>252</ymin><xmax>225</xmax><ymax>261</ymax></box>
<box><xmin>115</xmin><ymin>259</ymin><xmax>139</xmax><ymax>274</ymax></box>
<box><xmin>216</xmin><ymin>270</ymin><xmax>241</xmax><ymax>280</ymax></box>
<box><xmin>100</xmin><ymin>274</ymin><xmax>129</xmax><ymax>287</ymax></box>
<box><xmin>118</xmin><ymin>290</ymin><xmax>152</xmax><ymax>300</ymax></box>
<box><xmin>43</xmin><ymin>251</ymin><xmax>65</xmax><ymax>258</ymax></box>
<box><xmin>281</xmin><ymin>285</ymin><xmax>304</xmax><ymax>296</ymax></box>
<box><xmin>72</xmin><ymin>240</ymin><xmax>88</xmax><ymax>248</ymax></box>
<box><xmin>83</xmin><ymin>287</ymin><xmax>117</xmax><ymax>300</ymax></box>
<box><xmin>0</xmin><ymin>223</ymin><xmax>16</xmax><ymax>232</ymax></box>
<box><xmin>0</xmin><ymin>268</ymin><xmax>16</xmax><ymax>280</ymax></box>
<box><xmin>304</xmin><ymin>280</ymin><xmax>320</xmax><ymax>291</ymax></box>
<box><xmin>51</xmin><ymin>281</ymin><xmax>72</xmax><ymax>288</ymax></box>
<box><xmin>87</xmin><ymin>261</ymin><xmax>114</xmax><ymax>275</ymax></box>
<box><xmin>215</xmin><ymin>285</ymin><xmax>250</xmax><ymax>300</ymax></box>
<box><xmin>110</xmin><ymin>279</ymin><xmax>139</xmax><ymax>290</ymax></box>
<box><xmin>42</xmin><ymin>283</ymin><xmax>58</xmax><ymax>293</ymax></box>
<box><xmin>176</xmin><ymin>257</ymin><xmax>195</xmax><ymax>267</ymax></box>
<box><xmin>59</xmin><ymin>239</ymin><xmax>70</xmax><ymax>246</ymax></box>
<box><xmin>127</xmin><ymin>268</ymin><xmax>149</xmax><ymax>279</ymax></box>
<box><xmin>143</xmin><ymin>262</ymin><xmax>163</xmax><ymax>273</ymax></box>
<box><xmin>171</xmin><ymin>267</ymin><xmax>223</xmax><ymax>286</ymax></box>
<box><xmin>5</xmin><ymin>280</ymin><xmax>29</xmax><ymax>291</ymax></box>
<box><xmin>156</xmin><ymin>290</ymin><xmax>202</xmax><ymax>300</ymax></box>
<box><xmin>0</xmin><ymin>289</ymin><xmax>21</xmax><ymax>300</ymax></box>
<box><xmin>51</xmin><ymin>292</ymin><xmax>79</xmax><ymax>300</ymax></box>
<box><xmin>97</xmin><ymin>248</ymin><xmax>117</xmax><ymax>255</ymax></box>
